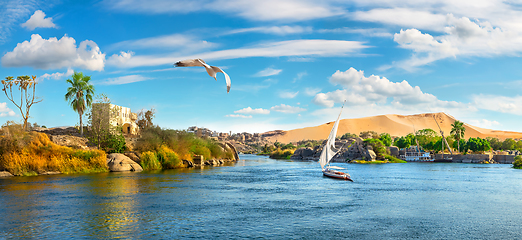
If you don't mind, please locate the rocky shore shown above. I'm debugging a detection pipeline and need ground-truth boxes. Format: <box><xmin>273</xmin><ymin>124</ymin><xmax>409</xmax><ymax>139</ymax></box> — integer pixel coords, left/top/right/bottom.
<box><xmin>291</xmin><ymin>137</ymin><xmax>382</xmax><ymax>162</ymax></box>
<box><xmin>0</xmin><ymin>127</ymin><xmax>240</xmax><ymax>178</ymax></box>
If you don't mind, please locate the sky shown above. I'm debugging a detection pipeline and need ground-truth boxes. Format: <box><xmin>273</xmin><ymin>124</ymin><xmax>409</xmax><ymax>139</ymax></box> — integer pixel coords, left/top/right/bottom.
<box><xmin>1</xmin><ymin>0</ymin><xmax>522</xmax><ymax>134</ymax></box>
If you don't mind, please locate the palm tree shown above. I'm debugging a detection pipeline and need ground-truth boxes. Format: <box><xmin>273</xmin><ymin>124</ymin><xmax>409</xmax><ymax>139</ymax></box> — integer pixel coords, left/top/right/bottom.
<box><xmin>65</xmin><ymin>71</ymin><xmax>95</xmax><ymax>136</ymax></box>
<box><xmin>450</xmin><ymin>120</ymin><xmax>466</xmax><ymax>153</ymax></box>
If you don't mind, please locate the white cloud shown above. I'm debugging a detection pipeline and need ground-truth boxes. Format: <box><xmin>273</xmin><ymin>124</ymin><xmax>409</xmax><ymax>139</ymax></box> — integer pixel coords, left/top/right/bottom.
<box><xmin>234</xmin><ymin>107</ymin><xmax>270</xmax><ymax>114</ymax></box>
<box><xmin>38</xmin><ymin>68</ymin><xmax>74</xmax><ymax>81</ymax></box>
<box><xmin>227</xmin><ymin>26</ymin><xmax>313</xmax><ymax>35</ymax></box>
<box><xmin>104</xmin><ymin>0</ymin><xmax>345</xmax><ymax>21</ymax></box>
<box><xmin>469</xmin><ymin>119</ymin><xmax>501</xmax><ymax>129</ymax></box>
<box><xmin>304</xmin><ymin>87</ymin><xmax>321</xmax><ymax>96</ymax></box>
<box><xmin>1</xmin><ymin>34</ymin><xmax>105</xmax><ymax>71</ymax></box>
<box><xmin>97</xmin><ymin>75</ymin><xmax>152</xmax><ymax>85</ymax></box>
<box><xmin>390</xmin><ymin>15</ymin><xmax>522</xmax><ymax>70</ymax></box>
<box><xmin>0</xmin><ymin>102</ymin><xmax>16</xmax><ymax>117</ymax></box>
<box><xmin>111</xmin><ymin>39</ymin><xmax>368</xmax><ymax>68</ymax></box>
<box><xmin>279</xmin><ymin>91</ymin><xmax>299</xmax><ymax>99</ymax></box>
<box><xmin>313</xmin><ymin>67</ymin><xmax>471</xmax><ymax>111</ymax></box>
<box><xmin>21</xmin><ymin>10</ymin><xmax>56</xmax><ymax>30</ymax></box>
<box><xmin>318</xmin><ymin>27</ymin><xmax>392</xmax><ymax>37</ymax></box>
<box><xmin>110</xmin><ymin>34</ymin><xmax>215</xmax><ymax>50</ymax></box>
<box><xmin>293</xmin><ymin>71</ymin><xmax>307</xmax><ymax>83</ymax></box>
<box><xmin>352</xmin><ymin>8</ymin><xmax>447</xmax><ymax>32</ymax></box>
<box><xmin>107</xmin><ymin>51</ymin><xmax>134</xmax><ymax>67</ymax></box>
<box><xmin>0</xmin><ymin>1</ymin><xmax>54</xmax><ymax>43</ymax></box>
<box><xmin>270</xmin><ymin>104</ymin><xmax>306</xmax><ymax>113</ymax></box>
<box><xmin>255</xmin><ymin>67</ymin><xmax>282</xmax><ymax>77</ymax></box>
<box><xmin>472</xmin><ymin>94</ymin><xmax>522</xmax><ymax>115</ymax></box>
<box><xmin>225</xmin><ymin>114</ymin><xmax>252</xmax><ymax>118</ymax></box>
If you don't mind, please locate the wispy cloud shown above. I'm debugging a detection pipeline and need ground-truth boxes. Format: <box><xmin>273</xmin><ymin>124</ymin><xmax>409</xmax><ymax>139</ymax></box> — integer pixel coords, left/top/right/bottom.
<box><xmin>293</xmin><ymin>71</ymin><xmax>307</xmax><ymax>83</ymax></box>
<box><xmin>38</xmin><ymin>69</ymin><xmax>74</xmax><ymax>81</ymax></box>
<box><xmin>472</xmin><ymin>94</ymin><xmax>522</xmax><ymax>115</ymax></box>
<box><xmin>469</xmin><ymin>119</ymin><xmax>501</xmax><ymax>129</ymax></box>
<box><xmin>225</xmin><ymin>114</ymin><xmax>252</xmax><ymax>118</ymax></box>
<box><xmin>103</xmin><ymin>0</ymin><xmax>345</xmax><ymax>22</ymax></box>
<box><xmin>234</xmin><ymin>107</ymin><xmax>270</xmax><ymax>114</ymax></box>
<box><xmin>304</xmin><ymin>87</ymin><xmax>321</xmax><ymax>96</ymax></box>
<box><xmin>318</xmin><ymin>27</ymin><xmax>392</xmax><ymax>37</ymax></box>
<box><xmin>97</xmin><ymin>75</ymin><xmax>152</xmax><ymax>85</ymax></box>
<box><xmin>109</xmin><ymin>39</ymin><xmax>368</xmax><ymax>68</ymax></box>
<box><xmin>279</xmin><ymin>91</ymin><xmax>299</xmax><ymax>99</ymax></box>
<box><xmin>0</xmin><ymin>1</ymin><xmax>36</xmax><ymax>43</ymax></box>
<box><xmin>110</xmin><ymin>33</ymin><xmax>216</xmax><ymax>51</ymax></box>
<box><xmin>271</xmin><ymin>104</ymin><xmax>306</xmax><ymax>113</ymax></box>
<box><xmin>227</xmin><ymin>26</ymin><xmax>312</xmax><ymax>35</ymax></box>
<box><xmin>254</xmin><ymin>67</ymin><xmax>282</xmax><ymax>77</ymax></box>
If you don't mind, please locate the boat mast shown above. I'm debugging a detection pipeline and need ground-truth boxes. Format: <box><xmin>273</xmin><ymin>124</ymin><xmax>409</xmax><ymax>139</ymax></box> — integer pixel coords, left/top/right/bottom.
<box><xmin>432</xmin><ymin>114</ymin><xmax>453</xmax><ymax>158</ymax></box>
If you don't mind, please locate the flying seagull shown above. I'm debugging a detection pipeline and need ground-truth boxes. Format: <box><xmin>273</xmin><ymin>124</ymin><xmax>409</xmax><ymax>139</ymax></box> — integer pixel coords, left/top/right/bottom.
<box><xmin>174</xmin><ymin>59</ymin><xmax>231</xmax><ymax>93</ymax></box>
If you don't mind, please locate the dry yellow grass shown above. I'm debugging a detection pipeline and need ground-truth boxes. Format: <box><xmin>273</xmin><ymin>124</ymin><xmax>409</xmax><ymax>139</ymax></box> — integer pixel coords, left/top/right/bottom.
<box><xmin>0</xmin><ymin>132</ymin><xmax>107</xmax><ymax>176</ymax></box>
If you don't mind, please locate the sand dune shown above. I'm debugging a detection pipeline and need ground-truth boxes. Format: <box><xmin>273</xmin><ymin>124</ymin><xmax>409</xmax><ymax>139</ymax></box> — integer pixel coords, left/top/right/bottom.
<box><xmin>265</xmin><ymin>112</ymin><xmax>522</xmax><ymax>143</ymax></box>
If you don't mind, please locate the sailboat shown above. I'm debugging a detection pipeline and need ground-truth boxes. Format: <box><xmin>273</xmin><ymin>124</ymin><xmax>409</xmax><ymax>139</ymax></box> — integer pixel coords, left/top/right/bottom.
<box><xmin>319</xmin><ymin>101</ymin><xmax>353</xmax><ymax>181</ymax></box>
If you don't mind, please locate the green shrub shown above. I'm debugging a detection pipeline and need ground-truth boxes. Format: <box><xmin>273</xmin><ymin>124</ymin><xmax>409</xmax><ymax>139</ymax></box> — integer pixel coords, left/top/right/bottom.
<box><xmin>513</xmin><ymin>155</ymin><xmax>522</xmax><ymax>169</ymax></box>
<box><xmin>135</xmin><ymin>127</ymin><xmax>234</xmax><ymax>161</ymax></box>
<box><xmin>157</xmin><ymin>146</ymin><xmax>181</xmax><ymax>169</ymax></box>
<box><xmin>106</xmin><ymin>134</ymin><xmax>126</xmax><ymax>153</ymax></box>
<box><xmin>140</xmin><ymin>151</ymin><xmax>162</xmax><ymax>170</ymax></box>
<box><xmin>269</xmin><ymin>149</ymin><xmax>294</xmax><ymax>159</ymax></box>
<box><xmin>384</xmin><ymin>154</ymin><xmax>407</xmax><ymax>163</ymax></box>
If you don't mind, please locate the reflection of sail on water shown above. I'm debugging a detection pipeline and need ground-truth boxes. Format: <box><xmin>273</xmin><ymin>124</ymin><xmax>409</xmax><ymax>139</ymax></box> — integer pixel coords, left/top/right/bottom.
<box><xmin>319</xmin><ymin>103</ymin><xmax>343</xmax><ymax>170</ymax></box>
<box><xmin>319</xmin><ymin>102</ymin><xmax>353</xmax><ymax>181</ymax></box>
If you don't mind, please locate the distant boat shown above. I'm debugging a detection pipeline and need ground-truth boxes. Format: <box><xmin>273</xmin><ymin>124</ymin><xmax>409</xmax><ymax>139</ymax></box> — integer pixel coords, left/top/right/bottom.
<box><xmin>319</xmin><ymin>101</ymin><xmax>353</xmax><ymax>181</ymax></box>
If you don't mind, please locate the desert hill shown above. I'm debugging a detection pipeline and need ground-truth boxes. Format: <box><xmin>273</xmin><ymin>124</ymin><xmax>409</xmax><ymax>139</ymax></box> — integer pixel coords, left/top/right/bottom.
<box><xmin>264</xmin><ymin>112</ymin><xmax>522</xmax><ymax>144</ymax></box>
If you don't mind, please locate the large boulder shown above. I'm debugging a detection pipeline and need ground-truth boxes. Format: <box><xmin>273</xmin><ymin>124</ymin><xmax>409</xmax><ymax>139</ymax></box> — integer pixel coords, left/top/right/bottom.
<box><xmin>124</xmin><ymin>151</ymin><xmax>141</xmax><ymax>164</ymax></box>
<box><xmin>107</xmin><ymin>153</ymin><xmax>143</xmax><ymax>172</ymax></box>
<box><xmin>291</xmin><ymin>147</ymin><xmax>315</xmax><ymax>159</ymax></box>
<box><xmin>363</xmin><ymin>149</ymin><xmax>377</xmax><ymax>161</ymax></box>
<box><xmin>0</xmin><ymin>171</ymin><xmax>13</xmax><ymax>177</ymax></box>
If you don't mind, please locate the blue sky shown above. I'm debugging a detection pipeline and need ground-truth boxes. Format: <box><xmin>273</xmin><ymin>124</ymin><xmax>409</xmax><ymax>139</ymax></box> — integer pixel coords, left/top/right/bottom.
<box><xmin>1</xmin><ymin>0</ymin><xmax>522</xmax><ymax>134</ymax></box>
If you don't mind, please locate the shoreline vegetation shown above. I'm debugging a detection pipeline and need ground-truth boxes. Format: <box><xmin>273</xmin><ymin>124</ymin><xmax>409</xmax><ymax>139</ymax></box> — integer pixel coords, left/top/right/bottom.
<box><xmin>265</xmin><ymin>131</ymin><xmax>521</xmax><ymax>167</ymax></box>
<box><xmin>0</xmin><ymin>122</ymin><xmax>236</xmax><ymax>177</ymax></box>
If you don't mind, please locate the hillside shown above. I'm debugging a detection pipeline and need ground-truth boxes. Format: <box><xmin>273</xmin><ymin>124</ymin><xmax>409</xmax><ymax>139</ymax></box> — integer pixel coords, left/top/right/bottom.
<box><xmin>264</xmin><ymin>112</ymin><xmax>522</xmax><ymax>143</ymax></box>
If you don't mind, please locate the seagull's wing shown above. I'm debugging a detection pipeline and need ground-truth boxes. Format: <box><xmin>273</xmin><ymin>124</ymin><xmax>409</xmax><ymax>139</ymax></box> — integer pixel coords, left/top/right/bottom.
<box><xmin>174</xmin><ymin>59</ymin><xmax>207</xmax><ymax>67</ymax></box>
<box><xmin>175</xmin><ymin>59</ymin><xmax>216</xmax><ymax>78</ymax></box>
<box><xmin>211</xmin><ymin>66</ymin><xmax>231</xmax><ymax>93</ymax></box>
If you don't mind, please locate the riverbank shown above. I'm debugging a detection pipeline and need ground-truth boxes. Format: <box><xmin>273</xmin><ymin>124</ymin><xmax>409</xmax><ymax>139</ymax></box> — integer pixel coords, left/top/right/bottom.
<box><xmin>0</xmin><ymin>124</ymin><xmax>239</xmax><ymax>177</ymax></box>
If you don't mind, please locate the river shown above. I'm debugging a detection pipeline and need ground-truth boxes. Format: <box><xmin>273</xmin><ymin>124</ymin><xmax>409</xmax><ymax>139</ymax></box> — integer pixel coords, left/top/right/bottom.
<box><xmin>1</xmin><ymin>154</ymin><xmax>521</xmax><ymax>239</ymax></box>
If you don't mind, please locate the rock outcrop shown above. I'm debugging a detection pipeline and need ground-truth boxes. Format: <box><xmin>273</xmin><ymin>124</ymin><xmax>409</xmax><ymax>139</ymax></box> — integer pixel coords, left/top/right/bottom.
<box><xmin>0</xmin><ymin>171</ymin><xmax>13</xmax><ymax>177</ymax></box>
<box><xmin>291</xmin><ymin>137</ymin><xmax>378</xmax><ymax>162</ymax></box>
<box><xmin>107</xmin><ymin>153</ymin><xmax>143</xmax><ymax>172</ymax></box>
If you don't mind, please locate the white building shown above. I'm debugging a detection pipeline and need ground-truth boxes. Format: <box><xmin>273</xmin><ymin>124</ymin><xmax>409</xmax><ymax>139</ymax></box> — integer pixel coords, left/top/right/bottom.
<box><xmin>91</xmin><ymin>103</ymin><xmax>139</xmax><ymax>135</ymax></box>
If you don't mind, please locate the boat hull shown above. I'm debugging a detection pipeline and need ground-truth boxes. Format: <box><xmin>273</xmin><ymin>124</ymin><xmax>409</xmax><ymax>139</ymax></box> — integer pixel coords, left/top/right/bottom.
<box><xmin>323</xmin><ymin>169</ymin><xmax>353</xmax><ymax>181</ymax></box>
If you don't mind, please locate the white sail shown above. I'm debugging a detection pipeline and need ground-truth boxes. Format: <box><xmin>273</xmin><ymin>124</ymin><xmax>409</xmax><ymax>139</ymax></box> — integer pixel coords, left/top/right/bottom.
<box><xmin>319</xmin><ymin>103</ymin><xmax>344</xmax><ymax>170</ymax></box>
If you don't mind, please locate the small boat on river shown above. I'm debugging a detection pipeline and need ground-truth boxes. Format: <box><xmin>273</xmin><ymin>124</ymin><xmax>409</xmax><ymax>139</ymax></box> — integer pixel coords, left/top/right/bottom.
<box><xmin>318</xmin><ymin>101</ymin><xmax>353</xmax><ymax>182</ymax></box>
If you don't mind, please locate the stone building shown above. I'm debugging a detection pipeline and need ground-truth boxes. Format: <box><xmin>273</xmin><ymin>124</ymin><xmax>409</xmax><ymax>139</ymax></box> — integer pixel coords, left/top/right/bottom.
<box><xmin>91</xmin><ymin>103</ymin><xmax>139</xmax><ymax>135</ymax></box>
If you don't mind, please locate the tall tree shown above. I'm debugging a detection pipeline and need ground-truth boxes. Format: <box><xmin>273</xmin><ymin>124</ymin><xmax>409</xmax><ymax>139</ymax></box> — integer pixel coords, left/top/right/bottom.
<box><xmin>450</xmin><ymin>120</ymin><xmax>466</xmax><ymax>152</ymax></box>
<box><xmin>65</xmin><ymin>71</ymin><xmax>95</xmax><ymax>136</ymax></box>
<box><xmin>1</xmin><ymin>75</ymin><xmax>42</xmax><ymax>130</ymax></box>
<box><xmin>136</xmin><ymin>108</ymin><xmax>155</xmax><ymax>130</ymax></box>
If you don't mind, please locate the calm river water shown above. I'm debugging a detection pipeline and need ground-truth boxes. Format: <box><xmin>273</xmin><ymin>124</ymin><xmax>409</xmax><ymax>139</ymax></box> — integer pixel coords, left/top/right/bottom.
<box><xmin>1</xmin><ymin>154</ymin><xmax>522</xmax><ymax>239</ymax></box>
